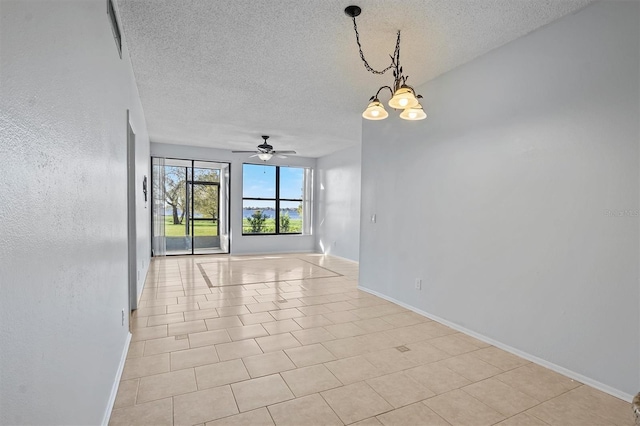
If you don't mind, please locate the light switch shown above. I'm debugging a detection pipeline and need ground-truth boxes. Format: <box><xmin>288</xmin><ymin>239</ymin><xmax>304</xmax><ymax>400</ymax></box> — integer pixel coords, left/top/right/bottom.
<box><xmin>371</xmin><ymin>214</ymin><xmax>376</xmax><ymax>223</ymax></box>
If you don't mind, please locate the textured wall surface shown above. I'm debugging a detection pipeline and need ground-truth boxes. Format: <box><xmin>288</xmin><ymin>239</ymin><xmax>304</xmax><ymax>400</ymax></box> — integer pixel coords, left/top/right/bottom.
<box><xmin>0</xmin><ymin>1</ymin><xmax>150</xmax><ymax>424</ymax></box>
<box><xmin>360</xmin><ymin>1</ymin><xmax>639</xmax><ymax>399</ymax></box>
<box><xmin>315</xmin><ymin>146</ymin><xmax>362</xmax><ymax>261</ymax></box>
<box><xmin>150</xmin><ymin>143</ymin><xmax>317</xmax><ymax>255</ymax></box>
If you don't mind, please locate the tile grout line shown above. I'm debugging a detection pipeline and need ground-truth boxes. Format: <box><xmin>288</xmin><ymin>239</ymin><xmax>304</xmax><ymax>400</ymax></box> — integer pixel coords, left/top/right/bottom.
<box><xmin>488</xmin><ymin>383</ymin><xmax>584</xmax><ymax>425</ymax></box>
<box><xmin>122</xmin><ymin>254</ymin><xmax>626</xmax><ymax>425</ymax></box>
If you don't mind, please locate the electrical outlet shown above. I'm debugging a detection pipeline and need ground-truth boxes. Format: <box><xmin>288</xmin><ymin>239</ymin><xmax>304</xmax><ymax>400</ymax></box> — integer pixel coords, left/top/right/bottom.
<box><xmin>121</xmin><ymin>309</ymin><xmax>125</xmax><ymax>326</ymax></box>
<box><xmin>415</xmin><ymin>279</ymin><xmax>422</xmax><ymax>290</ymax></box>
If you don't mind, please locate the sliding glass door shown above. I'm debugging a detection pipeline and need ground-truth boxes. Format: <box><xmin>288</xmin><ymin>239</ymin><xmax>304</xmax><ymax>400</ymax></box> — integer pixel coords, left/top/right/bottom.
<box><xmin>152</xmin><ymin>158</ymin><xmax>230</xmax><ymax>256</ymax></box>
<box><xmin>190</xmin><ymin>162</ymin><xmax>223</xmax><ymax>254</ymax></box>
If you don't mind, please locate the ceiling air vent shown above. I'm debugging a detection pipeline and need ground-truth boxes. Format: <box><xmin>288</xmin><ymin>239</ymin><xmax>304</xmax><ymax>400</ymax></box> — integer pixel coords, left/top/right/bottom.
<box><xmin>107</xmin><ymin>0</ymin><xmax>122</xmax><ymax>58</ymax></box>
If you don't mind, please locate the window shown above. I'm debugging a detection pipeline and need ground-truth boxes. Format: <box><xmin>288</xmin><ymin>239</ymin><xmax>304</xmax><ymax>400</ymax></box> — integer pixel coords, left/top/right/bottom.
<box><xmin>242</xmin><ymin>164</ymin><xmax>312</xmax><ymax>235</ymax></box>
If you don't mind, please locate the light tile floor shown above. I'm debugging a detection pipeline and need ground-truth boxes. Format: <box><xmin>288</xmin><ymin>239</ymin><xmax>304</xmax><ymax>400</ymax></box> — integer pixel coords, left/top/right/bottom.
<box><xmin>110</xmin><ymin>253</ymin><xmax>633</xmax><ymax>426</ymax></box>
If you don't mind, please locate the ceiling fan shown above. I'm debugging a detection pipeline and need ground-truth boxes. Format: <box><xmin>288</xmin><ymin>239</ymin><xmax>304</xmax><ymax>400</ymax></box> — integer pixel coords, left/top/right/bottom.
<box><xmin>232</xmin><ymin>135</ymin><xmax>296</xmax><ymax>161</ymax></box>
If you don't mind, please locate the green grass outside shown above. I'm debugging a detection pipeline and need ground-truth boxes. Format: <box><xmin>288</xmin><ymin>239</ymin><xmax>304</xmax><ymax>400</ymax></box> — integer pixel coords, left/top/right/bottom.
<box><xmin>163</xmin><ymin>216</ymin><xmax>303</xmax><ymax>236</ymax></box>
<box><xmin>164</xmin><ymin>216</ymin><xmax>218</xmax><ymax>237</ymax></box>
<box><xmin>242</xmin><ymin>218</ymin><xmax>302</xmax><ymax>234</ymax></box>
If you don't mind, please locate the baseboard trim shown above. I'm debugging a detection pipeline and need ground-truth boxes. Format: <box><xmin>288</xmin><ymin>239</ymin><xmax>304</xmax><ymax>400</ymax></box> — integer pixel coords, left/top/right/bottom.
<box><xmin>229</xmin><ymin>249</ymin><xmax>316</xmax><ymax>256</ymax></box>
<box><xmin>357</xmin><ymin>285</ymin><xmax>634</xmax><ymax>403</ymax></box>
<box><xmin>102</xmin><ymin>332</ymin><xmax>132</xmax><ymax>426</ymax></box>
<box><xmin>320</xmin><ymin>252</ymin><xmax>359</xmax><ymax>264</ymax></box>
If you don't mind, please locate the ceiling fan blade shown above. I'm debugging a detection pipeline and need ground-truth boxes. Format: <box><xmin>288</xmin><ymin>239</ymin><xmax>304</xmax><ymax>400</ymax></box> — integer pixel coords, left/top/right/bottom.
<box><xmin>236</xmin><ymin>136</ymin><xmax>296</xmax><ymax>157</ymax></box>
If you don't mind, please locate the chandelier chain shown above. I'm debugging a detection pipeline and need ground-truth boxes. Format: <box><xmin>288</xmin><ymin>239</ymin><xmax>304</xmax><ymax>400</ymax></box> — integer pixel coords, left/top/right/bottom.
<box><xmin>351</xmin><ymin>17</ymin><xmax>400</xmax><ymax>75</ymax></box>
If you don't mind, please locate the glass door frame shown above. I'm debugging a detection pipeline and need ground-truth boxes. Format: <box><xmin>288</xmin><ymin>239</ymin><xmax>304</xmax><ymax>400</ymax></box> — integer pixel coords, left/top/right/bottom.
<box><xmin>151</xmin><ymin>157</ymin><xmax>231</xmax><ymax>256</ymax></box>
<box><xmin>187</xmin><ymin>178</ymin><xmax>221</xmax><ymax>253</ymax></box>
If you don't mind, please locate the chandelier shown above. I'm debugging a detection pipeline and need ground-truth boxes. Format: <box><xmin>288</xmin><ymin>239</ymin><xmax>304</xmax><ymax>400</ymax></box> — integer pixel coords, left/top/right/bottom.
<box><xmin>345</xmin><ymin>5</ymin><xmax>427</xmax><ymax>121</ymax></box>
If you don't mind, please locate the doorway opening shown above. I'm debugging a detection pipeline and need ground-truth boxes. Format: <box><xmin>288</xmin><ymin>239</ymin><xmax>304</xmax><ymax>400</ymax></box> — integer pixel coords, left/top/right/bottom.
<box><xmin>152</xmin><ymin>158</ymin><xmax>230</xmax><ymax>256</ymax></box>
<box><xmin>126</xmin><ymin>113</ymin><xmax>137</xmax><ymax>314</ymax></box>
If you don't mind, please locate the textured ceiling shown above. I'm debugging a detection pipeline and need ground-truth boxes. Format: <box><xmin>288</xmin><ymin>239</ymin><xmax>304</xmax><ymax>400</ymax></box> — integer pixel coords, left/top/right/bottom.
<box><xmin>117</xmin><ymin>0</ymin><xmax>592</xmax><ymax>158</ymax></box>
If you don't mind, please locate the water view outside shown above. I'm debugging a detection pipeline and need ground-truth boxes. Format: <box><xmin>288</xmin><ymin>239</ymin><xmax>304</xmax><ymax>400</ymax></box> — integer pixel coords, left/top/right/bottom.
<box><xmin>242</xmin><ymin>208</ymin><xmax>300</xmax><ymax>219</ymax></box>
<box><xmin>242</xmin><ymin>164</ymin><xmax>304</xmax><ymax>234</ymax></box>
<box><xmin>241</xmin><ymin>206</ymin><xmax>303</xmax><ymax>234</ymax></box>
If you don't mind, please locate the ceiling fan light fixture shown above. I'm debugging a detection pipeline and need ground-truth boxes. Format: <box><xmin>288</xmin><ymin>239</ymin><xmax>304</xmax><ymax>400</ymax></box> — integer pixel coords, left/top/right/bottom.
<box><xmin>399</xmin><ymin>103</ymin><xmax>427</xmax><ymax>121</ymax></box>
<box><xmin>232</xmin><ymin>135</ymin><xmax>295</xmax><ymax>160</ymax></box>
<box><xmin>388</xmin><ymin>85</ymin><xmax>419</xmax><ymax>110</ymax></box>
<box><xmin>362</xmin><ymin>98</ymin><xmax>388</xmax><ymax>120</ymax></box>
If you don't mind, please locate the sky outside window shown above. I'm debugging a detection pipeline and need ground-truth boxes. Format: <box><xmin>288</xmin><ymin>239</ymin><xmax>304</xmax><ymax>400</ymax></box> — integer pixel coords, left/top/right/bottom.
<box><xmin>279</xmin><ymin>167</ymin><xmax>303</xmax><ymax>199</ymax></box>
<box><xmin>243</xmin><ymin>164</ymin><xmax>303</xmax><ymax>200</ymax></box>
<box><xmin>243</xmin><ymin>164</ymin><xmax>275</xmax><ymax>199</ymax></box>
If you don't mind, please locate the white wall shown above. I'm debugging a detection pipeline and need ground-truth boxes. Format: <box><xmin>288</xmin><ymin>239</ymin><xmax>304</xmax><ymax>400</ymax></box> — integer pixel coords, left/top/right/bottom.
<box><xmin>359</xmin><ymin>1</ymin><xmax>639</xmax><ymax>399</ymax></box>
<box><xmin>0</xmin><ymin>1</ymin><xmax>151</xmax><ymax>424</ymax></box>
<box><xmin>131</xmin><ymin>83</ymin><xmax>152</xmax><ymax>302</ymax></box>
<box><xmin>151</xmin><ymin>143</ymin><xmax>317</xmax><ymax>255</ymax></box>
<box><xmin>315</xmin><ymin>145</ymin><xmax>362</xmax><ymax>261</ymax></box>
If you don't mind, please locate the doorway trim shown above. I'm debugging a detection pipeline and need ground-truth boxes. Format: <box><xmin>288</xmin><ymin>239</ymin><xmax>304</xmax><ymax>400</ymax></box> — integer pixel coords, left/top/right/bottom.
<box><xmin>126</xmin><ymin>110</ymin><xmax>137</xmax><ymax>313</ymax></box>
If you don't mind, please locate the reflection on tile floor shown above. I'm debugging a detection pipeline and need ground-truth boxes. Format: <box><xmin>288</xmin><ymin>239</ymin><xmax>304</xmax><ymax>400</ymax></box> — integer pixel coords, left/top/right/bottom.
<box><xmin>110</xmin><ymin>253</ymin><xmax>633</xmax><ymax>426</ymax></box>
<box><xmin>198</xmin><ymin>258</ymin><xmax>340</xmax><ymax>287</ymax></box>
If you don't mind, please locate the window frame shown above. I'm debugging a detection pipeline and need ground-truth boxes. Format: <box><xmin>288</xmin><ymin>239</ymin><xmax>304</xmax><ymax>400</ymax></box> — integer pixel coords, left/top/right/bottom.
<box><xmin>242</xmin><ymin>164</ymin><xmax>305</xmax><ymax>236</ymax></box>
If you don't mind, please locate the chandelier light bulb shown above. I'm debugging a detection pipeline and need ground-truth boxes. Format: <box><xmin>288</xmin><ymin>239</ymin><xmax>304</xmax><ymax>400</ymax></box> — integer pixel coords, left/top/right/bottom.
<box><xmin>362</xmin><ymin>99</ymin><xmax>388</xmax><ymax>120</ymax></box>
<box><xmin>399</xmin><ymin>103</ymin><xmax>427</xmax><ymax>121</ymax></box>
<box><xmin>388</xmin><ymin>86</ymin><xmax>419</xmax><ymax>110</ymax></box>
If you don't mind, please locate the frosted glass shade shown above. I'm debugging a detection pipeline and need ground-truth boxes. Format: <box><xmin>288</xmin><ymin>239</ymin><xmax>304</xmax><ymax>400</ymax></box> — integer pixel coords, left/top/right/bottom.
<box><xmin>399</xmin><ymin>104</ymin><xmax>427</xmax><ymax>121</ymax></box>
<box><xmin>258</xmin><ymin>153</ymin><xmax>273</xmax><ymax>161</ymax></box>
<box><xmin>362</xmin><ymin>99</ymin><xmax>388</xmax><ymax>120</ymax></box>
<box><xmin>388</xmin><ymin>86</ymin><xmax>419</xmax><ymax>109</ymax></box>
